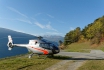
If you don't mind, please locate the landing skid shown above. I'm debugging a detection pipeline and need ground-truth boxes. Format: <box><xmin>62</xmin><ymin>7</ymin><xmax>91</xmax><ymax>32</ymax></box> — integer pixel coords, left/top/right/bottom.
<box><xmin>28</xmin><ymin>53</ymin><xmax>34</xmax><ymax>58</ymax></box>
<box><xmin>28</xmin><ymin>53</ymin><xmax>54</xmax><ymax>59</ymax></box>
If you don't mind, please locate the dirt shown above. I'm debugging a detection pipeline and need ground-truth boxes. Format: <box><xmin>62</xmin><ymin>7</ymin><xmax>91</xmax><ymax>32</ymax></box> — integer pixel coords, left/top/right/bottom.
<box><xmin>45</xmin><ymin>57</ymin><xmax>86</xmax><ymax>70</ymax></box>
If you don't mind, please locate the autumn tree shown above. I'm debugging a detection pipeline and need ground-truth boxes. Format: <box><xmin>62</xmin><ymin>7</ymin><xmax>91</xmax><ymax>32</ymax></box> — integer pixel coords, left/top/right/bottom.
<box><xmin>64</xmin><ymin>15</ymin><xmax>104</xmax><ymax>45</ymax></box>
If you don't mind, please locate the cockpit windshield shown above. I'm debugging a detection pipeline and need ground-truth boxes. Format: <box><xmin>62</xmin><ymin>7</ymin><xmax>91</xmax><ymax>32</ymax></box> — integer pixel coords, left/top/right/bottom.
<box><xmin>39</xmin><ymin>43</ymin><xmax>50</xmax><ymax>49</ymax></box>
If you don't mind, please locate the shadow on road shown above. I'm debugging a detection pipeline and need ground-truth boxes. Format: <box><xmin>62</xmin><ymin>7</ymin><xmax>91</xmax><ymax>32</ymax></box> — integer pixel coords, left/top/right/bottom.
<box><xmin>49</xmin><ymin>55</ymin><xmax>104</xmax><ymax>60</ymax></box>
<box><xmin>68</xmin><ymin>57</ymin><xmax>104</xmax><ymax>60</ymax></box>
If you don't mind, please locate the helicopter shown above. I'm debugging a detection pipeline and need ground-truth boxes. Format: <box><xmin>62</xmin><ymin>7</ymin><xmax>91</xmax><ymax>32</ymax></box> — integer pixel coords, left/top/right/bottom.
<box><xmin>7</xmin><ymin>35</ymin><xmax>60</xmax><ymax>58</ymax></box>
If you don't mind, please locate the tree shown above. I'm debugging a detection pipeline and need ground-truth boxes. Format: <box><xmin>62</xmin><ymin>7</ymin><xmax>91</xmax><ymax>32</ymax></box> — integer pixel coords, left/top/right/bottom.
<box><xmin>64</xmin><ymin>15</ymin><xmax>104</xmax><ymax>45</ymax></box>
<box><xmin>64</xmin><ymin>27</ymin><xmax>81</xmax><ymax>45</ymax></box>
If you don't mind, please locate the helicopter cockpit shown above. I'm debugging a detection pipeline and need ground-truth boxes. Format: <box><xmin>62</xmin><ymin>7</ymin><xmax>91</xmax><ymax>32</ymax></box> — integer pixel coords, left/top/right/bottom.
<box><xmin>39</xmin><ymin>43</ymin><xmax>52</xmax><ymax>50</ymax></box>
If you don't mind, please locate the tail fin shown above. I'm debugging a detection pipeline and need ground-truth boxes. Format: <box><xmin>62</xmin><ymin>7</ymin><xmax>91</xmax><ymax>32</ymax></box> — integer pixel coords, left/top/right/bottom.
<box><xmin>7</xmin><ymin>35</ymin><xmax>14</xmax><ymax>50</ymax></box>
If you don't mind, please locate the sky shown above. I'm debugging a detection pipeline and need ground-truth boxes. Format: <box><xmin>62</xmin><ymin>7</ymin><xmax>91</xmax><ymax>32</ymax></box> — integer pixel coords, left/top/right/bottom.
<box><xmin>0</xmin><ymin>0</ymin><xmax>104</xmax><ymax>36</ymax></box>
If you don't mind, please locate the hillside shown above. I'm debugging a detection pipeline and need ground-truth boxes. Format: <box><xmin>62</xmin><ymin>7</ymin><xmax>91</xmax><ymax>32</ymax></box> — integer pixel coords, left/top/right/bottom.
<box><xmin>43</xmin><ymin>35</ymin><xmax>64</xmax><ymax>46</ymax></box>
<box><xmin>64</xmin><ymin>16</ymin><xmax>104</xmax><ymax>45</ymax></box>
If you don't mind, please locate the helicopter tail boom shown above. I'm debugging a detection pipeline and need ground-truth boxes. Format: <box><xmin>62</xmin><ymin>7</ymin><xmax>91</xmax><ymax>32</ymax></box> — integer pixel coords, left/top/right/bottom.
<box><xmin>7</xmin><ymin>35</ymin><xmax>14</xmax><ymax>50</ymax></box>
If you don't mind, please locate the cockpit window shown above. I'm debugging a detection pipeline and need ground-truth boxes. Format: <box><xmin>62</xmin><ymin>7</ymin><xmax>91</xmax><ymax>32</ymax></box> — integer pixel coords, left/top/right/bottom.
<box><xmin>35</xmin><ymin>41</ymin><xmax>37</xmax><ymax>44</ymax></box>
<box><xmin>39</xmin><ymin>43</ymin><xmax>50</xmax><ymax>49</ymax></box>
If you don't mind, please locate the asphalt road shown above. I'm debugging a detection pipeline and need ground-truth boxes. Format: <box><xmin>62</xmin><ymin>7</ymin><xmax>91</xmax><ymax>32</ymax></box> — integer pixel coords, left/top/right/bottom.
<box><xmin>45</xmin><ymin>50</ymin><xmax>104</xmax><ymax>70</ymax></box>
<box><xmin>57</xmin><ymin>50</ymin><xmax>104</xmax><ymax>59</ymax></box>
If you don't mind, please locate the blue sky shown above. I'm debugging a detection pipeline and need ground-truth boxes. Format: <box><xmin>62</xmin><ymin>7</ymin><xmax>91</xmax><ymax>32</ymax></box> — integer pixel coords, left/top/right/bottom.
<box><xmin>0</xmin><ymin>0</ymin><xmax>104</xmax><ymax>36</ymax></box>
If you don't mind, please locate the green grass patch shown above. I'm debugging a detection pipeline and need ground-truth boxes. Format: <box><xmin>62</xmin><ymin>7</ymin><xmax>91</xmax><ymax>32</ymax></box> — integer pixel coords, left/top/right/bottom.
<box><xmin>65</xmin><ymin>42</ymin><xmax>91</xmax><ymax>53</ymax></box>
<box><xmin>0</xmin><ymin>55</ymin><xmax>69</xmax><ymax>70</ymax></box>
<box><xmin>65</xmin><ymin>42</ymin><xmax>104</xmax><ymax>52</ymax></box>
<box><xmin>78</xmin><ymin>60</ymin><xmax>104</xmax><ymax>70</ymax></box>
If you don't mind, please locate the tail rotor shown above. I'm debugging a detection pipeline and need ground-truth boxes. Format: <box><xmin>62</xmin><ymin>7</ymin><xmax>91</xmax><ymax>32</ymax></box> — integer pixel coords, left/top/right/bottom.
<box><xmin>7</xmin><ymin>35</ymin><xmax>14</xmax><ymax>50</ymax></box>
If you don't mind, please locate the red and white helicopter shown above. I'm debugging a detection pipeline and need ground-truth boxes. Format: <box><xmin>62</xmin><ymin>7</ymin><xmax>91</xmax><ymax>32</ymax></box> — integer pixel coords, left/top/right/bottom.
<box><xmin>7</xmin><ymin>35</ymin><xmax>60</xmax><ymax>58</ymax></box>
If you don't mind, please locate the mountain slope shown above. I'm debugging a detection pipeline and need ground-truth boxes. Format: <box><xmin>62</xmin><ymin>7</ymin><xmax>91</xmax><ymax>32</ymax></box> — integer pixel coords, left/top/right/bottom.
<box><xmin>64</xmin><ymin>16</ymin><xmax>104</xmax><ymax>45</ymax></box>
<box><xmin>43</xmin><ymin>35</ymin><xmax>64</xmax><ymax>46</ymax></box>
<box><xmin>43</xmin><ymin>35</ymin><xmax>64</xmax><ymax>42</ymax></box>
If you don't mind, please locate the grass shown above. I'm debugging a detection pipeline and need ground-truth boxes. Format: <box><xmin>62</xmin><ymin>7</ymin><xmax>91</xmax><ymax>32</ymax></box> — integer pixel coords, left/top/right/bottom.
<box><xmin>65</xmin><ymin>42</ymin><xmax>104</xmax><ymax>52</ymax></box>
<box><xmin>65</xmin><ymin>42</ymin><xmax>91</xmax><ymax>53</ymax></box>
<box><xmin>64</xmin><ymin>42</ymin><xmax>104</xmax><ymax>70</ymax></box>
<box><xmin>2</xmin><ymin>42</ymin><xmax>104</xmax><ymax>70</ymax></box>
<box><xmin>78</xmin><ymin>60</ymin><xmax>104</xmax><ymax>70</ymax></box>
<box><xmin>92</xmin><ymin>43</ymin><xmax>104</xmax><ymax>51</ymax></box>
<box><xmin>0</xmin><ymin>54</ymin><xmax>69</xmax><ymax>70</ymax></box>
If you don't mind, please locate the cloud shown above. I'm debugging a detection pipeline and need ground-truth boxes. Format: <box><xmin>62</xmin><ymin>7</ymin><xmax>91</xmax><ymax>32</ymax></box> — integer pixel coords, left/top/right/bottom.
<box><xmin>0</xmin><ymin>17</ymin><xmax>32</xmax><ymax>24</ymax></box>
<box><xmin>47</xmin><ymin>14</ymin><xmax>54</xmax><ymax>18</ymax></box>
<box><xmin>5</xmin><ymin>7</ymin><xmax>57</xmax><ymax>32</ymax></box>
<box><xmin>16</xmin><ymin>19</ymin><xmax>32</xmax><ymax>24</ymax></box>
<box><xmin>7</xmin><ymin>7</ymin><xmax>28</xmax><ymax>18</ymax></box>
<box><xmin>34</xmin><ymin>22</ymin><xmax>45</xmax><ymax>29</ymax></box>
<box><xmin>46</xmin><ymin>22</ymin><xmax>58</xmax><ymax>31</ymax></box>
<box><xmin>34</xmin><ymin>21</ymin><xmax>58</xmax><ymax>31</ymax></box>
<box><xmin>12</xmin><ymin>29</ymin><xmax>36</xmax><ymax>36</ymax></box>
<box><xmin>2</xmin><ymin>6</ymin><xmax>32</xmax><ymax>24</ymax></box>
